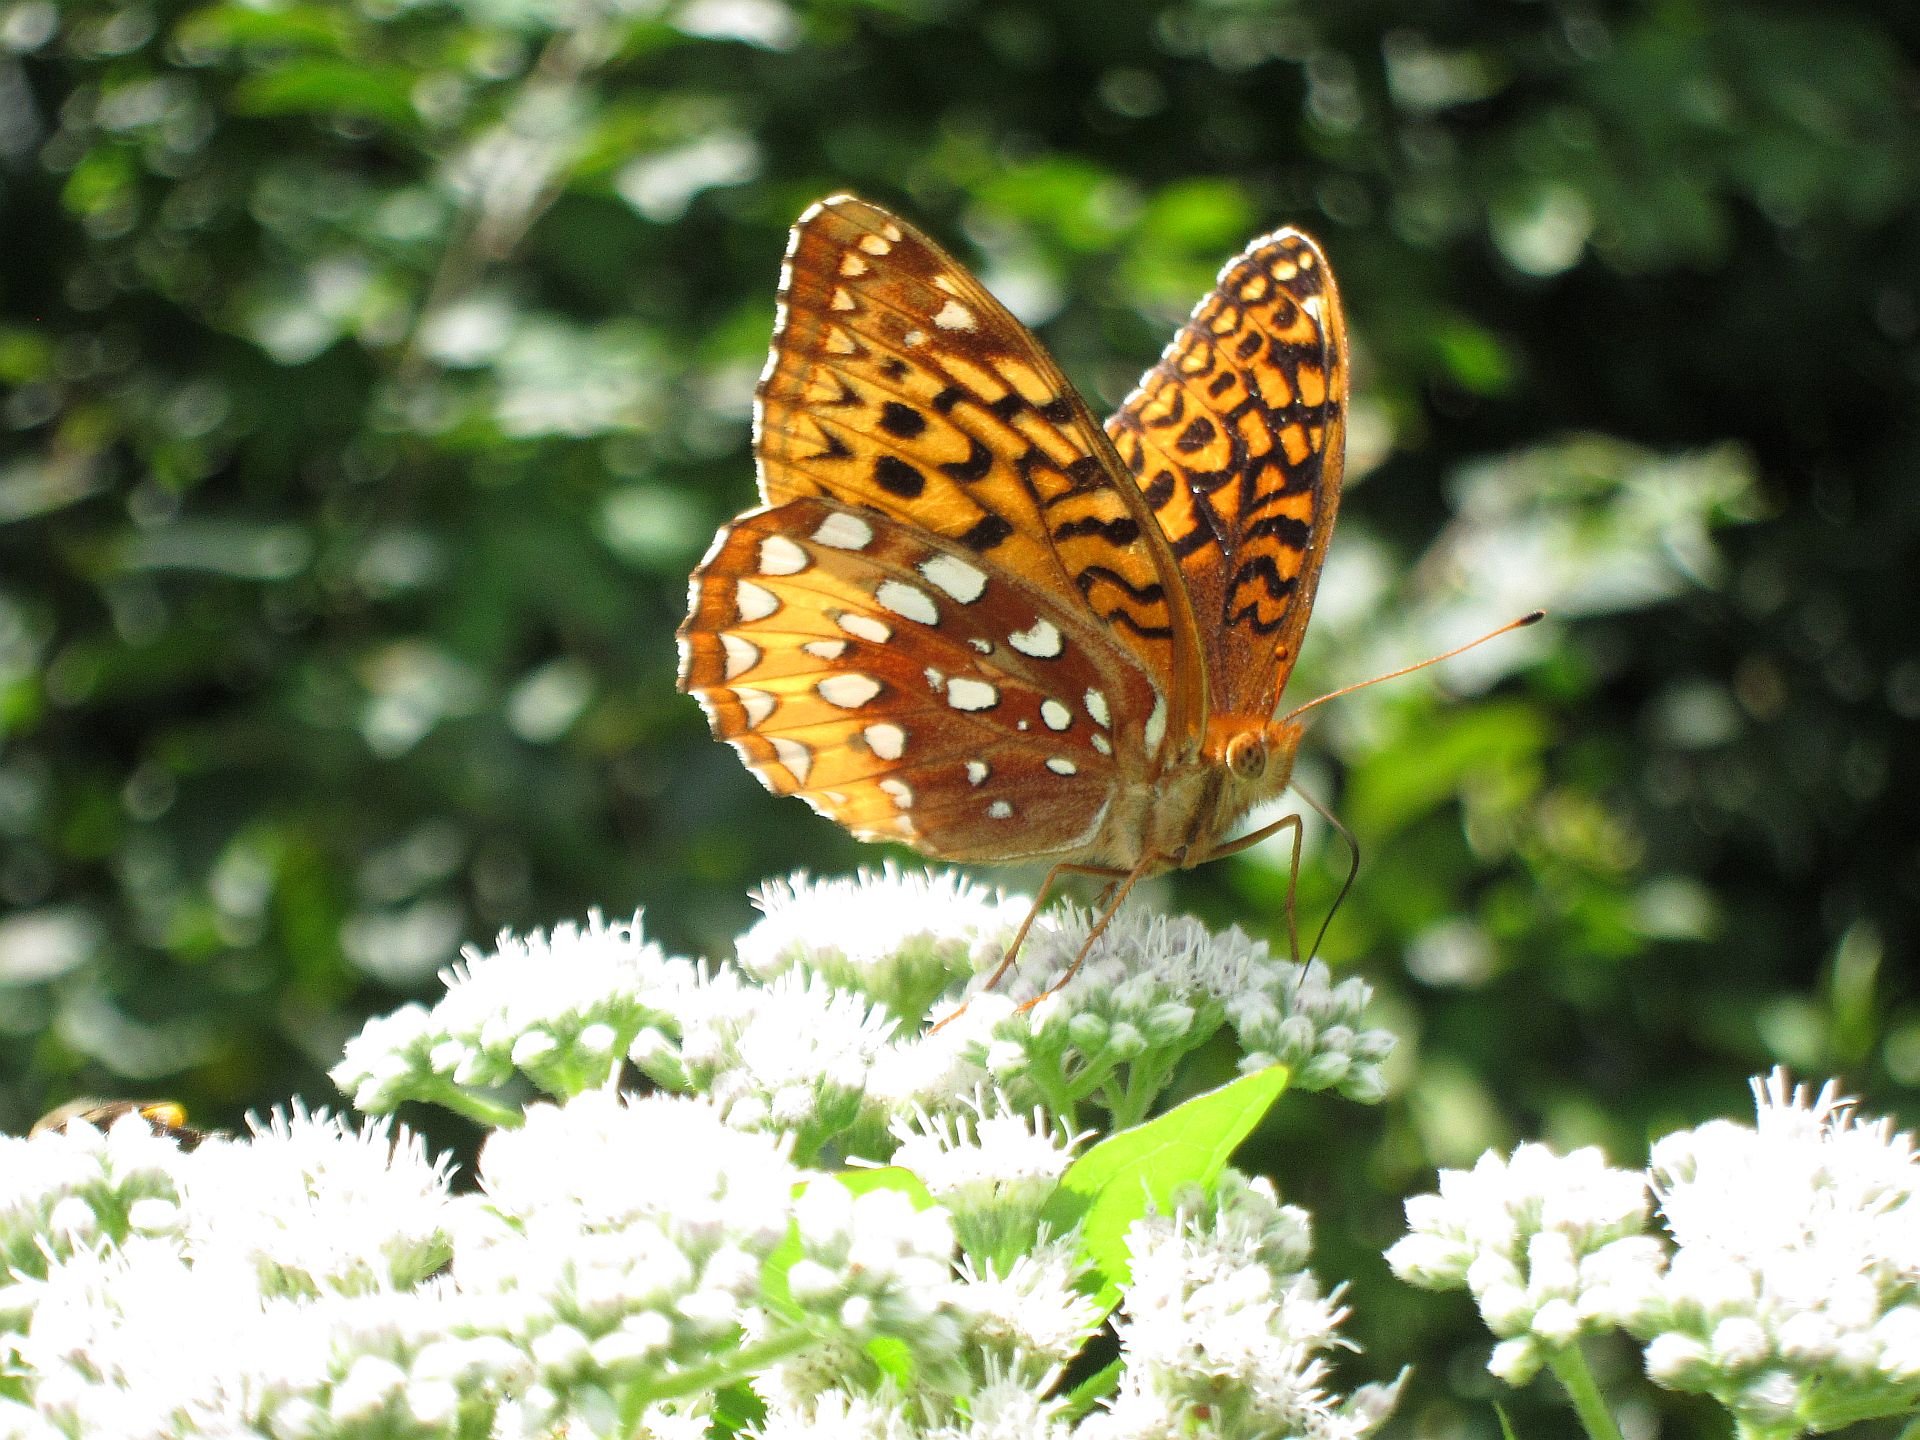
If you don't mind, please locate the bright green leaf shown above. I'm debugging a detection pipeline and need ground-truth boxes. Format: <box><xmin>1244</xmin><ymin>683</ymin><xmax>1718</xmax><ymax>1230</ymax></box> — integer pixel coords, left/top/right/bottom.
<box><xmin>1041</xmin><ymin>1066</ymin><xmax>1291</xmax><ymax>1308</ymax></box>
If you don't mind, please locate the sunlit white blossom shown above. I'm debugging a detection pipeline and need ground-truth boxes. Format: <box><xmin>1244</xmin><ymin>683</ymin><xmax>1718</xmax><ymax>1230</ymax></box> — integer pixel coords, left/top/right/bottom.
<box><xmin>677</xmin><ymin>968</ymin><xmax>899</xmax><ymax>1160</ymax></box>
<box><xmin>952</xmin><ymin>1239</ymin><xmax>1103</xmax><ymax>1375</ymax></box>
<box><xmin>1387</xmin><ymin>1140</ymin><xmax>1662</xmax><ymax>1383</ymax></box>
<box><xmin>332</xmin><ymin>910</ymin><xmax>693</xmax><ymax>1113</ymax></box>
<box><xmin>738</xmin><ymin>865</ymin><xmax>1026</xmax><ymax>1022</ymax></box>
<box><xmin>973</xmin><ymin>906</ymin><xmax>1393</xmax><ymax>1126</ymax></box>
<box><xmin>1631</xmin><ymin>1069</ymin><xmax>1920</xmax><ymax>1430</ymax></box>
<box><xmin>750</xmin><ymin>1386</ymin><xmax>915</xmax><ymax>1440</ymax></box>
<box><xmin>886</xmin><ymin>1089</ymin><xmax>1085</xmax><ymax>1266</ymax></box>
<box><xmin>0</xmin><ymin>1109</ymin><xmax>191</xmax><ymax>1282</ymax></box>
<box><xmin>1085</xmin><ymin>1173</ymin><xmax>1397</xmax><ymax>1440</ymax></box>
<box><xmin>182</xmin><ymin>1103</ymin><xmax>453</xmax><ymax>1298</ymax></box>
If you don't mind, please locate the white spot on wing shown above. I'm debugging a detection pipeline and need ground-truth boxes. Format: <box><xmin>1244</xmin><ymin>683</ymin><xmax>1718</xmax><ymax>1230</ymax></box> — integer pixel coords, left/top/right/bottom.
<box><xmin>1008</xmin><ymin>619</ymin><xmax>1063</xmax><ymax>658</ymax></box>
<box><xmin>1144</xmin><ymin>691</ymin><xmax>1167</xmax><ymax>757</ymax></box>
<box><xmin>736</xmin><ymin>581</ymin><xmax>780</xmax><ymax>622</ymax></box>
<box><xmin>1092</xmin><ymin>733</ymin><xmax>1113</xmax><ymax>756</ymax></box>
<box><xmin>721</xmin><ymin>634</ymin><xmax>759</xmax><ymax>679</ymax></box>
<box><xmin>932</xmin><ymin>275</ymin><xmax>959</xmax><ymax>295</ymax></box>
<box><xmin>817</xmin><ymin>673</ymin><xmax>881</xmax><ymax>709</ymax></box>
<box><xmin>876</xmin><ymin>580</ymin><xmax>939</xmax><ymax>625</ymax></box>
<box><xmin>771</xmin><ymin>736</ymin><xmax>811</xmax><ymax>784</ymax></box>
<box><xmin>988</xmin><ymin>800</ymin><xmax>1013</xmax><ymax>820</ymax></box>
<box><xmin>758</xmin><ymin>536</ymin><xmax>807</xmax><ymax>576</ymax></box>
<box><xmin>933</xmin><ymin>299</ymin><xmax>976</xmax><ymax>331</ymax></box>
<box><xmin>1046</xmin><ymin>757</ymin><xmax>1077</xmax><ymax>775</ymax></box>
<box><xmin>840</xmin><ymin>252</ymin><xmax>868</xmax><ymax>277</ymax></box>
<box><xmin>1041</xmin><ymin>699</ymin><xmax>1071</xmax><ymax>731</ymax></box>
<box><xmin>864</xmin><ymin>722</ymin><xmax>905</xmax><ymax>760</ymax></box>
<box><xmin>838</xmin><ymin>612</ymin><xmax>891</xmax><ymax>643</ymax></box>
<box><xmin>858</xmin><ymin>234</ymin><xmax>892</xmax><ymax>255</ymax></box>
<box><xmin>812</xmin><ymin>512</ymin><xmax>873</xmax><ymax>550</ymax></box>
<box><xmin>734</xmin><ymin>687</ymin><xmax>775</xmax><ymax>727</ymax></box>
<box><xmin>903</xmin><ymin>329</ymin><xmax>926</xmax><ymax>347</ymax></box>
<box><xmin>965</xmin><ymin>760</ymin><xmax>989</xmax><ymax>785</ymax></box>
<box><xmin>879</xmin><ymin>778</ymin><xmax>913</xmax><ymax>809</ymax></box>
<box><xmin>1084</xmin><ymin>688</ymin><xmax>1111</xmax><ymax>728</ymax></box>
<box><xmin>803</xmin><ymin>639</ymin><xmax>847</xmax><ymax>661</ymax></box>
<box><xmin>918</xmin><ymin>554</ymin><xmax>987</xmax><ymax>603</ymax></box>
<box><xmin>924</xmin><ymin>667</ymin><xmax>945</xmax><ymax>692</ymax></box>
<box><xmin>947</xmin><ymin>678</ymin><xmax>998</xmax><ymax>711</ymax></box>
<box><xmin>968</xmin><ymin>638</ymin><xmax>992</xmax><ymax>654</ymax></box>
<box><xmin>830</xmin><ymin>287</ymin><xmax>855</xmax><ymax>312</ymax></box>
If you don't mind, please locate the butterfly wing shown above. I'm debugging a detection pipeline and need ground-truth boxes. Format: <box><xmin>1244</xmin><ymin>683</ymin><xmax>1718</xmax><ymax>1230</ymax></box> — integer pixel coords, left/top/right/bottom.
<box><xmin>679</xmin><ymin>495</ymin><xmax>1167</xmax><ymax>864</ymax></box>
<box><xmin>751</xmin><ymin>194</ymin><xmax>1208</xmax><ymax>751</ymax></box>
<box><xmin>1105</xmin><ymin>228</ymin><xmax>1348</xmax><ymax>719</ymax></box>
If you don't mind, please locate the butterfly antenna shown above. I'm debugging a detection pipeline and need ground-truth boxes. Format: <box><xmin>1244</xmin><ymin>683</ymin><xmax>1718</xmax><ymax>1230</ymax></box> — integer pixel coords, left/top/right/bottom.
<box><xmin>1279</xmin><ymin>611</ymin><xmax>1545</xmax><ymax>727</ymax></box>
<box><xmin>1293</xmin><ymin>783</ymin><xmax>1359</xmax><ymax>963</ymax></box>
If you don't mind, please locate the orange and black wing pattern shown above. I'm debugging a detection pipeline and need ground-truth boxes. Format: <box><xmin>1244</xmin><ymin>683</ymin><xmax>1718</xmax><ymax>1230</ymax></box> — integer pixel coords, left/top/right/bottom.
<box><xmin>749</xmin><ymin>195</ymin><xmax>1207</xmax><ymax>745</ymax></box>
<box><xmin>1105</xmin><ymin>229</ymin><xmax>1347</xmax><ymax>719</ymax></box>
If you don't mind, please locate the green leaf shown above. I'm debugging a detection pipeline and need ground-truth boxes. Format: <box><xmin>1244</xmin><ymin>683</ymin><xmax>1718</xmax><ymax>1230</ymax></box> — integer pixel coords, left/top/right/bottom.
<box><xmin>1041</xmin><ymin>1066</ymin><xmax>1291</xmax><ymax>1309</ymax></box>
<box><xmin>1064</xmin><ymin>1357</ymin><xmax>1123</xmax><ymax>1417</ymax></box>
<box><xmin>833</xmin><ymin>1165</ymin><xmax>937</xmax><ymax>1207</ymax></box>
<box><xmin>231</xmin><ymin>62</ymin><xmax>421</xmax><ymax>132</ymax></box>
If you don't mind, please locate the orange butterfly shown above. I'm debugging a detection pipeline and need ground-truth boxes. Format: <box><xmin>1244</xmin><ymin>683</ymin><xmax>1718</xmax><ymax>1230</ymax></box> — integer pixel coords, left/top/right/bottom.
<box><xmin>679</xmin><ymin>196</ymin><xmax>1523</xmax><ymax>990</ymax></box>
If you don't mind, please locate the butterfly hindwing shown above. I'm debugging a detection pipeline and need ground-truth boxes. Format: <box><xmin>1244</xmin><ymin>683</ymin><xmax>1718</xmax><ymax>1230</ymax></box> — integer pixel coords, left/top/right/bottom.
<box><xmin>680</xmin><ymin>497</ymin><xmax>1168</xmax><ymax>862</ymax></box>
<box><xmin>755</xmin><ymin>195</ymin><xmax>1207</xmax><ymax>748</ymax></box>
<box><xmin>1105</xmin><ymin>228</ymin><xmax>1347</xmax><ymax>718</ymax></box>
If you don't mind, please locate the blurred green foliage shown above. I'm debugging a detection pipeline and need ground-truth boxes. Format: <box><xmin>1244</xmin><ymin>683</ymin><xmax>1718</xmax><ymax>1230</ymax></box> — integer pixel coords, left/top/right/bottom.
<box><xmin>1</xmin><ymin>0</ymin><xmax>1915</xmax><ymax>1431</ymax></box>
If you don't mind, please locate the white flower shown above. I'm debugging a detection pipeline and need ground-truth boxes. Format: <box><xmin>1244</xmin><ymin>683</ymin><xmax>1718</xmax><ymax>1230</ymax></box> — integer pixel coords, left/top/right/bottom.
<box><xmin>0</xmin><ymin>1110</ymin><xmax>192</xmax><ymax>1281</ymax></box>
<box><xmin>678</xmin><ymin>968</ymin><xmax>898</xmax><ymax>1160</ymax></box>
<box><xmin>749</xmin><ymin>1387</ymin><xmax>916</xmax><ymax>1439</ymax></box>
<box><xmin>951</xmin><ymin>1239</ymin><xmax>1102</xmax><ymax>1374</ymax></box>
<box><xmin>1084</xmin><ymin>1174</ymin><xmax>1394</xmax><ymax>1440</ymax></box>
<box><xmin>1633</xmin><ymin>1068</ymin><xmax>1920</xmax><ymax>1428</ymax></box>
<box><xmin>457</xmin><ymin>1091</ymin><xmax>802</xmax><ymax>1386</ymax></box>
<box><xmin>926</xmin><ymin>1359</ymin><xmax>1075</xmax><ymax>1439</ymax></box>
<box><xmin>183</xmin><ymin>1104</ymin><xmax>453</xmax><ymax>1298</ymax></box>
<box><xmin>787</xmin><ymin>1179</ymin><xmax>962</xmax><ymax>1357</ymax></box>
<box><xmin>885</xmin><ymin>1090</ymin><xmax>1085</xmax><ymax>1266</ymax></box>
<box><xmin>975</xmin><ymin>906</ymin><xmax>1393</xmax><ymax>1124</ymax></box>
<box><xmin>1387</xmin><ymin>1141</ymin><xmax>1660</xmax><ymax>1383</ymax></box>
<box><xmin>738</xmin><ymin>865</ymin><xmax>1026</xmax><ymax>1022</ymax></box>
<box><xmin>332</xmin><ymin>910</ymin><xmax>694</xmax><ymax>1112</ymax></box>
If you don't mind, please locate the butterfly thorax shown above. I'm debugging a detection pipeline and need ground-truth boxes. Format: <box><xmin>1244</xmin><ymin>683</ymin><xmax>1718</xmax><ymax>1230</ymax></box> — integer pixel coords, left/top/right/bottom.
<box><xmin>1089</xmin><ymin>716</ymin><xmax>1304</xmax><ymax>873</ymax></box>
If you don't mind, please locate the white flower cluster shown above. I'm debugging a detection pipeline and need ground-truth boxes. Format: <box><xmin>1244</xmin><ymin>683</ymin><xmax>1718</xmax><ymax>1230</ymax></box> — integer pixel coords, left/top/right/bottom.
<box><xmin>1633</xmin><ymin>1070</ymin><xmax>1920</xmax><ymax>1432</ymax></box>
<box><xmin>1391</xmin><ymin>1069</ymin><xmax>1920</xmax><ymax>1437</ymax></box>
<box><xmin>332</xmin><ymin>910</ymin><xmax>695</xmax><ymax>1117</ymax></box>
<box><xmin>737</xmin><ymin>865</ymin><xmax>1027</xmax><ymax>1022</ymax></box>
<box><xmin>973</xmin><ymin>904</ymin><xmax>1396</xmax><ymax>1127</ymax></box>
<box><xmin>333</xmin><ymin>869</ymin><xmax>1393</xmax><ymax>1154</ymax></box>
<box><xmin>1387</xmin><ymin>1142</ymin><xmax>1663</xmax><ymax>1383</ymax></box>
<box><xmin>1085</xmin><ymin>1174</ymin><xmax>1401</xmax><ymax>1440</ymax></box>
<box><xmin>4</xmin><ymin>870</ymin><xmax>1403</xmax><ymax>1437</ymax></box>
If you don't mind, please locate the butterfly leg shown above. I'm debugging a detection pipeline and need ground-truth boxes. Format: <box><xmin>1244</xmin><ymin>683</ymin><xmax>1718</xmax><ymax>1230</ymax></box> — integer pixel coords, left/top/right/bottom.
<box><xmin>929</xmin><ymin>859</ymin><xmax>1127</xmax><ymax>1031</ymax></box>
<box><xmin>1197</xmin><ymin>812</ymin><xmax>1305</xmax><ymax>962</ymax></box>
<box><xmin>1012</xmin><ymin>853</ymin><xmax>1160</xmax><ymax>1016</ymax></box>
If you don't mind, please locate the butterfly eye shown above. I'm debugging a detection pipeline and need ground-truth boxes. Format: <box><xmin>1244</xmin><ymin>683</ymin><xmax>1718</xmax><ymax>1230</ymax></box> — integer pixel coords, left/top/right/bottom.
<box><xmin>1225</xmin><ymin>729</ymin><xmax>1266</xmax><ymax>779</ymax></box>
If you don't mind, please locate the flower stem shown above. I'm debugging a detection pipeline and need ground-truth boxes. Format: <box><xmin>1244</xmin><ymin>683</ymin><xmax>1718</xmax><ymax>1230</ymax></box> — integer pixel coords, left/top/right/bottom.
<box><xmin>1547</xmin><ymin>1342</ymin><xmax>1624</xmax><ymax>1440</ymax></box>
<box><xmin>424</xmin><ymin>1082</ymin><xmax>526</xmax><ymax>1131</ymax></box>
<box><xmin>618</xmin><ymin>1329</ymin><xmax>814</xmax><ymax>1431</ymax></box>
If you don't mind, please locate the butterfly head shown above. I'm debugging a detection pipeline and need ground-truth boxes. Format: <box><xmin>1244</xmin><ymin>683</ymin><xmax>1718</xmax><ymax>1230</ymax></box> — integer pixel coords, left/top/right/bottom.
<box><xmin>1209</xmin><ymin>715</ymin><xmax>1307</xmax><ymax>806</ymax></box>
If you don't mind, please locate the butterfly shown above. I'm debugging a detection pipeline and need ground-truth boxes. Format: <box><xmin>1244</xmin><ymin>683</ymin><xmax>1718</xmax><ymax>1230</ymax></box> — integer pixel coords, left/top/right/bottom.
<box><xmin>678</xmin><ymin>194</ymin><xmax>1350</xmax><ymax>981</ymax></box>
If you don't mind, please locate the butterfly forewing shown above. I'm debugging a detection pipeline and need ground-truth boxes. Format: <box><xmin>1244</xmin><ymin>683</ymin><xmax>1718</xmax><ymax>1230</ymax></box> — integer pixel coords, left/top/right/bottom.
<box><xmin>755</xmin><ymin>195</ymin><xmax>1206</xmax><ymax>746</ymax></box>
<box><xmin>680</xmin><ymin>497</ymin><xmax>1162</xmax><ymax>861</ymax></box>
<box><xmin>1105</xmin><ymin>228</ymin><xmax>1347</xmax><ymax>718</ymax></box>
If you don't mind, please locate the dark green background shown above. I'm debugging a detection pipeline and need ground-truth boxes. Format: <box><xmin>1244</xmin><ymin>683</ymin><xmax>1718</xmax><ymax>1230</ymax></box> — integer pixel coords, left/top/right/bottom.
<box><xmin>2</xmin><ymin>0</ymin><xmax>1915</xmax><ymax>1431</ymax></box>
